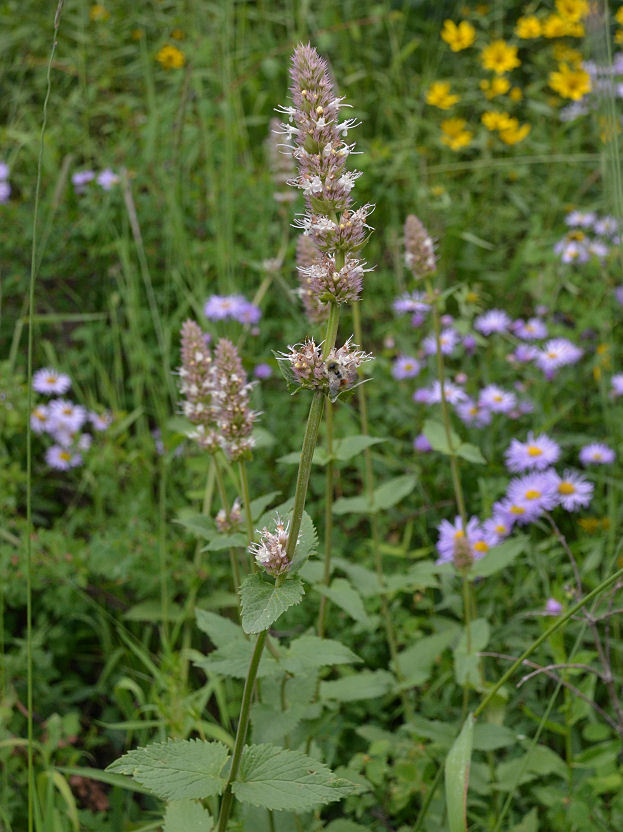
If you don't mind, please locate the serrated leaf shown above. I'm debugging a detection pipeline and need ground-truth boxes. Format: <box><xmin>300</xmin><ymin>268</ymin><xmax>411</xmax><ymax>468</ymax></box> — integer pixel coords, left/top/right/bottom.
<box><xmin>240</xmin><ymin>574</ymin><xmax>305</xmax><ymax>634</ymax></box>
<box><xmin>107</xmin><ymin>739</ymin><xmax>229</xmax><ymax>800</ymax></box>
<box><xmin>249</xmin><ymin>491</ymin><xmax>281</xmax><ymax>521</ymax></box>
<box><xmin>195</xmin><ymin>640</ymin><xmax>281</xmax><ymax>679</ymax></box>
<box><xmin>470</xmin><ymin>537</ymin><xmax>525</xmax><ymax>578</ymax></box>
<box><xmin>445</xmin><ymin>714</ymin><xmax>474</xmax><ymax>832</ymax></box>
<box><xmin>163</xmin><ymin>799</ymin><xmax>212</xmax><ymax>832</ymax></box>
<box><xmin>314</xmin><ymin>578</ymin><xmax>371</xmax><ymax>626</ymax></box>
<box><xmin>282</xmin><ymin>636</ymin><xmax>362</xmax><ymax>673</ymax></box>
<box><xmin>250</xmin><ymin>703</ymin><xmax>305</xmax><ymax>745</ymax></box>
<box><xmin>232</xmin><ymin>744</ymin><xmax>360</xmax><ymax>812</ymax></box>
<box><xmin>320</xmin><ymin>670</ymin><xmax>395</xmax><ymax>702</ymax></box>
<box><xmin>203</xmin><ymin>533</ymin><xmax>247</xmax><ymax>552</ymax></box>
<box><xmin>195</xmin><ymin>610</ymin><xmax>243</xmax><ymax>648</ymax></box>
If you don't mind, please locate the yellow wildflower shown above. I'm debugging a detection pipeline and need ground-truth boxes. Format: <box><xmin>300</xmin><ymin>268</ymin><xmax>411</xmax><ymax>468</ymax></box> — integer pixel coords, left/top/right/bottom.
<box><xmin>131</xmin><ymin>28</ymin><xmax>144</xmax><ymax>40</ymax></box>
<box><xmin>441</xmin><ymin>19</ymin><xmax>477</xmax><ymax>51</ymax></box>
<box><xmin>555</xmin><ymin>0</ymin><xmax>589</xmax><ymax>21</ymax></box>
<box><xmin>426</xmin><ymin>81</ymin><xmax>460</xmax><ymax>110</ymax></box>
<box><xmin>90</xmin><ymin>4</ymin><xmax>109</xmax><ymax>21</ymax></box>
<box><xmin>485</xmin><ymin>76</ymin><xmax>510</xmax><ymax>98</ymax></box>
<box><xmin>481</xmin><ymin>40</ymin><xmax>521</xmax><ymax>74</ymax></box>
<box><xmin>440</xmin><ymin>118</ymin><xmax>473</xmax><ymax>150</ymax></box>
<box><xmin>156</xmin><ymin>44</ymin><xmax>186</xmax><ymax>69</ymax></box>
<box><xmin>543</xmin><ymin>13</ymin><xmax>569</xmax><ymax>37</ymax></box>
<box><xmin>430</xmin><ymin>185</ymin><xmax>446</xmax><ymax>197</ymax></box>
<box><xmin>509</xmin><ymin>86</ymin><xmax>523</xmax><ymax>101</ymax></box>
<box><xmin>481</xmin><ymin>111</ymin><xmax>514</xmax><ymax>130</ymax></box>
<box><xmin>553</xmin><ymin>43</ymin><xmax>583</xmax><ymax>66</ymax></box>
<box><xmin>616</xmin><ymin>29</ymin><xmax>623</xmax><ymax>44</ymax></box>
<box><xmin>171</xmin><ymin>29</ymin><xmax>185</xmax><ymax>40</ymax></box>
<box><xmin>499</xmin><ymin>121</ymin><xmax>531</xmax><ymax>144</ymax></box>
<box><xmin>515</xmin><ymin>15</ymin><xmax>542</xmax><ymax>38</ymax></box>
<box><xmin>617</xmin><ymin>7</ymin><xmax>623</xmax><ymax>25</ymax></box>
<box><xmin>549</xmin><ymin>63</ymin><xmax>591</xmax><ymax>100</ymax></box>
<box><xmin>475</xmin><ymin>4</ymin><xmax>489</xmax><ymax>13</ymax></box>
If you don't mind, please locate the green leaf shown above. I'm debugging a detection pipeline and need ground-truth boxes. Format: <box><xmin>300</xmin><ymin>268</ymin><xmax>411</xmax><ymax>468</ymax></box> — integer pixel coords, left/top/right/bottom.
<box><xmin>163</xmin><ymin>799</ymin><xmax>212</xmax><ymax>832</ymax></box>
<box><xmin>107</xmin><ymin>739</ymin><xmax>229</xmax><ymax>800</ymax></box>
<box><xmin>124</xmin><ymin>600</ymin><xmax>183</xmax><ymax>622</ymax></box>
<box><xmin>394</xmin><ymin>626</ymin><xmax>459</xmax><ymax>687</ymax></box>
<box><xmin>195</xmin><ymin>610</ymin><xmax>243</xmax><ymax>647</ymax></box>
<box><xmin>240</xmin><ymin>574</ymin><xmax>305</xmax><ymax>634</ymax></box>
<box><xmin>313</xmin><ymin>578</ymin><xmax>371</xmax><ymax>626</ymax></box>
<box><xmin>445</xmin><ymin>714</ymin><xmax>474</xmax><ymax>832</ymax></box>
<box><xmin>470</xmin><ymin>537</ymin><xmax>525</xmax><ymax>578</ymax></box>
<box><xmin>320</xmin><ymin>670</ymin><xmax>395</xmax><ymax>702</ymax></box>
<box><xmin>232</xmin><ymin>744</ymin><xmax>361</xmax><ymax>812</ymax></box>
<box><xmin>331</xmin><ymin>494</ymin><xmax>370</xmax><ymax>515</ymax></box>
<box><xmin>203</xmin><ymin>532</ymin><xmax>247</xmax><ymax>551</ymax></box>
<box><xmin>250</xmin><ymin>703</ymin><xmax>305</xmax><ymax>745</ymax></box>
<box><xmin>371</xmin><ymin>474</ymin><xmax>418</xmax><ymax>510</ymax></box>
<box><xmin>332</xmin><ymin>558</ymin><xmax>381</xmax><ymax>597</ymax></box>
<box><xmin>282</xmin><ymin>636</ymin><xmax>362</xmax><ymax>673</ymax></box>
<box><xmin>383</xmin><ymin>562</ymin><xmax>439</xmax><ymax>594</ymax></box>
<box><xmin>333</xmin><ymin>435</ymin><xmax>386</xmax><ymax>461</ymax></box>
<box><xmin>175</xmin><ymin>514</ymin><xmax>216</xmax><ymax>540</ymax></box>
<box><xmin>249</xmin><ymin>491</ymin><xmax>281</xmax><ymax>522</ymax></box>
<box><xmin>423</xmin><ymin>418</ymin><xmax>460</xmax><ymax>454</ymax></box>
<box><xmin>453</xmin><ymin>618</ymin><xmax>490</xmax><ymax>687</ymax></box>
<box><xmin>472</xmin><ymin>723</ymin><xmax>516</xmax><ymax>751</ymax></box>
<box><xmin>456</xmin><ymin>442</ymin><xmax>486</xmax><ymax>464</ymax></box>
<box><xmin>195</xmin><ymin>640</ymin><xmax>281</xmax><ymax>679</ymax></box>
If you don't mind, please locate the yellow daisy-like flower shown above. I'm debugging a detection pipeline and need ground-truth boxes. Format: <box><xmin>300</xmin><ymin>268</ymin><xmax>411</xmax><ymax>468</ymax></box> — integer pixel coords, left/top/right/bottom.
<box><xmin>441</xmin><ymin>19</ymin><xmax>477</xmax><ymax>51</ymax></box>
<box><xmin>509</xmin><ymin>86</ymin><xmax>523</xmax><ymax>101</ymax></box>
<box><xmin>553</xmin><ymin>43</ymin><xmax>583</xmax><ymax>66</ymax></box>
<box><xmin>90</xmin><ymin>4</ymin><xmax>109</xmax><ymax>21</ymax></box>
<box><xmin>171</xmin><ymin>28</ymin><xmax>185</xmax><ymax>40</ymax></box>
<box><xmin>549</xmin><ymin>63</ymin><xmax>591</xmax><ymax>100</ymax></box>
<box><xmin>440</xmin><ymin>118</ymin><xmax>473</xmax><ymax>150</ymax></box>
<box><xmin>617</xmin><ymin>7</ymin><xmax>623</xmax><ymax>25</ymax></box>
<box><xmin>426</xmin><ymin>81</ymin><xmax>460</xmax><ymax>110</ymax></box>
<box><xmin>481</xmin><ymin>111</ymin><xmax>516</xmax><ymax>131</ymax></box>
<box><xmin>156</xmin><ymin>44</ymin><xmax>186</xmax><ymax>69</ymax></box>
<box><xmin>543</xmin><ymin>13</ymin><xmax>569</xmax><ymax>37</ymax></box>
<box><xmin>481</xmin><ymin>40</ymin><xmax>521</xmax><ymax>74</ymax></box>
<box><xmin>555</xmin><ymin>0</ymin><xmax>589</xmax><ymax>22</ymax></box>
<box><xmin>515</xmin><ymin>15</ymin><xmax>542</xmax><ymax>38</ymax></box>
<box><xmin>499</xmin><ymin>121</ymin><xmax>531</xmax><ymax>145</ymax></box>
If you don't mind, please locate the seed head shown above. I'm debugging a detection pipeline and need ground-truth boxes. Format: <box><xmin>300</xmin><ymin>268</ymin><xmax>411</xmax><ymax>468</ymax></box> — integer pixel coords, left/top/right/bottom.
<box><xmin>404</xmin><ymin>214</ymin><xmax>437</xmax><ymax>280</ymax></box>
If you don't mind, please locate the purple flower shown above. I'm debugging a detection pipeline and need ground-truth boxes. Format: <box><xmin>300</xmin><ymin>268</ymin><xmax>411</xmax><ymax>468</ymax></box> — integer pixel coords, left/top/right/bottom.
<box><xmin>413</xmin><ymin>432</ymin><xmax>432</xmax><ymax>452</ymax></box>
<box><xmin>72</xmin><ymin>170</ymin><xmax>95</xmax><ymax>193</ymax></box>
<box><xmin>534</xmin><ymin>338</ymin><xmax>583</xmax><ymax>374</ymax></box>
<box><xmin>31</xmin><ymin>405</ymin><xmax>51</xmax><ymax>434</ymax></box>
<box><xmin>0</xmin><ymin>162</ymin><xmax>9</xmax><ymax>180</ymax></box>
<box><xmin>393</xmin><ymin>291</ymin><xmax>429</xmax><ymax>315</ymax></box>
<box><xmin>422</xmin><ymin>328</ymin><xmax>459</xmax><ymax>356</ymax></box>
<box><xmin>456</xmin><ymin>398</ymin><xmax>491</xmax><ymax>427</ymax></box>
<box><xmin>0</xmin><ymin>181</ymin><xmax>11</xmax><ymax>203</ymax></box>
<box><xmin>479</xmin><ymin>384</ymin><xmax>516</xmax><ymax>414</ymax></box>
<box><xmin>587</xmin><ymin>239</ymin><xmax>610</xmax><ymax>260</ymax></box>
<box><xmin>506</xmin><ymin>471</ymin><xmax>559</xmax><ymax>522</ymax></box>
<box><xmin>482</xmin><ymin>512</ymin><xmax>512</xmax><ymax>545</ymax></box>
<box><xmin>565</xmin><ymin>210</ymin><xmax>596</xmax><ymax>228</ymax></box>
<box><xmin>462</xmin><ymin>334</ymin><xmax>477</xmax><ymax>353</ymax></box>
<box><xmin>579</xmin><ymin>443</ymin><xmax>616</xmax><ymax>465</ymax></box>
<box><xmin>45</xmin><ymin>445</ymin><xmax>82</xmax><ymax>470</ymax></box>
<box><xmin>392</xmin><ymin>355</ymin><xmax>421</xmax><ymax>380</ymax></box>
<box><xmin>594</xmin><ymin>216</ymin><xmax>619</xmax><ymax>236</ymax></box>
<box><xmin>254</xmin><ymin>363</ymin><xmax>273</xmax><ymax>379</ymax></box>
<box><xmin>611</xmin><ymin>374</ymin><xmax>623</xmax><ymax>397</ymax></box>
<box><xmin>616</xmin><ymin>286</ymin><xmax>623</xmax><ymax>306</ymax></box>
<box><xmin>544</xmin><ymin>598</ymin><xmax>563</xmax><ymax>615</ymax></box>
<box><xmin>514</xmin><ymin>318</ymin><xmax>548</xmax><ymax>340</ymax></box>
<box><xmin>474</xmin><ymin>309</ymin><xmax>511</xmax><ymax>336</ymax></box>
<box><xmin>48</xmin><ymin>399</ymin><xmax>87</xmax><ymax>433</ymax></box>
<box><xmin>97</xmin><ymin>168</ymin><xmax>120</xmax><ymax>190</ymax></box>
<box><xmin>90</xmin><ymin>411</ymin><xmax>112</xmax><ymax>431</ymax></box>
<box><xmin>235</xmin><ymin>301</ymin><xmax>262</xmax><ymax>325</ymax></box>
<box><xmin>511</xmin><ymin>344</ymin><xmax>539</xmax><ymax>363</ymax></box>
<box><xmin>436</xmin><ymin>516</ymin><xmax>494</xmax><ymax>567</ymax></box>
<box><xmin>204</xmin><ymin>294</ymin><xmax>249</xmax><ymax>321</ymax></box>
<box><xmin>555</xmin><ymin>237</ymin><xmax>590</xmax><ymax>264</ymax></box>
<box><xmin>504</xmin><ymin>432</ymin><xmax>561</xmax><ymax>472</ymax></box>
<box><xmin>32</xmin><ymin>368</ymin><xmax>72</xmax><ymax>395</ymax></box>
<box><xmin>549</xmin><ymin>469</ymin><xmax>594</xmax><ymax>511</ymax></box>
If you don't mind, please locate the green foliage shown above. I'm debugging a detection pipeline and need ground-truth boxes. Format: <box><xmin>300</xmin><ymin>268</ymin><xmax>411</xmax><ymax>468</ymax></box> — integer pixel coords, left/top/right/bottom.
<box><xmin>239</xmin><ymin>574</ymin><xmax>305</xmax><ymax>634</ymax></box>
<box><xmin>163</xmin><ymin>799</ymin><xmax>212</xmax><ymax>832</ymax></box>
<box><xmin>445</xmin><ymin>714</ymin><xmax>474</xmax><ymax>832</ymax></box>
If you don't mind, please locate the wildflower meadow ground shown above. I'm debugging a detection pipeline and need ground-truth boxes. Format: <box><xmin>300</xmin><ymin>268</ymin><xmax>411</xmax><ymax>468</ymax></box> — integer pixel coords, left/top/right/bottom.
<box><xmin>3</xmin><ymin>1</ymin><xmax>623</xmax><ymax>830</ymax></box>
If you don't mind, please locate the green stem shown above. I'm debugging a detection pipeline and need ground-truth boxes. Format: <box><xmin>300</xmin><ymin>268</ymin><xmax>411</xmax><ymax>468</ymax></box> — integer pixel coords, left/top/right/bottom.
<box><xmin>317</xmin><ymin>400</ymin><xmax>334</xmax><ymax>638</ymax></box>
<box><xmin>214</xmin><ymin>456</ymin><xmax>241</xmax><ymax>593</ymax></box>
<box><xmin>159</xmin><ymin>454</ymin><xmax>169</xmax><ymax>647</ymax></box>
<box><xmin>352</xmin><ymin>302</ymin><xmax>414</xmax><ymax>722</ymax></box>
<box><xmin>238</xmin><ymin>461</ymin><xmax>256</xmax><ymax>571</ymax></box>
<box><xmin>216</xmin><ymin>630</ymin><xmax>267</xmax><ymax>832</ymax></box>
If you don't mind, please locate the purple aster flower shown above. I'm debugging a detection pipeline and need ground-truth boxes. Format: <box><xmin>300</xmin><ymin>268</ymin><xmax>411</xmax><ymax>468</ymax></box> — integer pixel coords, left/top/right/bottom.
<box><xmin>535</xmin><ymin>305</ymin><xmax>548</xmax><ymax>316</ymax></box>
<box><xmin>393</xmin><ymin>290</ymin><xmax>429</xmax><ymax>315</ymax></box>
<box><xmin>482</xmin><ymin>512</ymin><xmax>512</xmax><ymax>545</ymax></box>
<box><xmin>436</xmin><ymin>516</ymin><xmax>495</xmax><ymax>568</ymax></box>
<box><xmin>411</xmin><ymin>311</ymin><xmax>427</xmax><ymax>328</ymax></box>
<box><xmin>565</xmin><ymin>210</ymin><xmax>596</xmax><ymax>228</ymax></box>
<box><xmin>474</xmin><ymin>309</ymin><xmax>511</xmax><ymax>336</ymax></box>
<box><xmin>204</xmin><ymin>294</ymin><xmax>249</xmax><ymax>321</ymax></box>
<box><xmin>504</xmin><ymin>432</ymin><xmax>561</xmax><ymax>473</ymax></box>
<box><xmin>515</xmin><ymin>318</ymin><xmax>548</xmax><ymax>340</ymax></box>
<box><xmin>32</xmin><ymin>368</ymin><xmax>72</xmax><ymax>395</ymax></box>
<box><xmin>430</xmin><ymin>380</ymin><xmax>468</xmax><ymax>405</ymax></box>
<box><xmin>462</xmin><ymin>333</ymin><xmax>477</xmax><ymax>353</ymax></box>
<box><xmin>77</xmin><ymin>433</ymin><xmax>93</xmax><ymax>451</ymax></box>
<box><xmin>392</xmin><ymin>355</ymin><xmax>421</xmax><ymax>380</ymax></box>
<box><xmin>413</xmin><ymin>432</ymin><xmax>432</xmax><ymax>452</ymax></box>
<box><xmin>587</xmin><ymin>239</ymin><xmax>609</xmax><ymax>260</ymax></box>
<box><xmin>0</xmin><ymin>162</ymin><xmax>9</xmax><ymax>180</ymax></box>
<box><xmin>594</xmin><ymin>216</ymin><xmax>619</xmax><ymax>236</ymax></box>
<box><xmin>234</xmin><ymin>301</ymin><xmax>262</xmax><ymax>325</ymax></box>
<box><xmin>254</xmin><ymin>363</ymin><xmax>273</xmax><ymax>379</ymax></box>
<box><xmin>90</xmin><ymin>411</ymin><xmax>112</xmax><ymax>431</ymax></box>
<box><xmin>555</xmin><ymin>235</ymin><xmax>590</xmax><ymax>264</ymax></box>
<box><xmin>48</xmin><ymin>399</ymin><xmax>87</xmax><ymax>433</ymax></box>
<box><xmin>506</xmin><ymin>472</ymin><xmax>559</xmax><ymax>523</ymax></box>
<box><xmin>413</xmin><ymin>386</ymin><xmax>434</xmax><ymax>404</ymax></box>
<box><xmin>511</xmin><ymin>344</ymin><xmax>539</xmax><ymax>363</ymax></box>
<box><xmin>456</xmin><ymin>398</ymin><xmax>492</xmax><ymax>427</ymax></box>
<box><xmin>31</xmin><ymin>405</ymin><xmax>51</xmax><ymax>434</ymax></box>
<box><xmin>544</xmin><ymin>598</ymin><xmax>563</xmax><ymax>615</ymax></box>
<box><xmin>494</xmin><ymin>497</ymin><xmax>529</xmax><ymax>529</ymax></box>
<box><xmin>72</xmin><ymin>169</ymin><xmax>95</xmax><ymax>193</ymax></box>
<box><xmin>549</xmin><ymin>469</ymin><xmax>594</xmax><ymax>511</ymax></box>
<box><xmin>616</xmin><ymin>286</ymin><xmax>623</xmax><ymax>306</ymax></box>
<box><xmin>0</xmin><ymin>181</ymin><xmax>10</xmax><ymax>203</ymax></box>
<box><xmin>97</xmin><ymin>168</ymin><xmax>120</xmax><ymax>190</ymax></box>
<box><xmin>579</xmin><ymin>443</ymin><xmax>616</xmax><ymax>465</ymax></box>
<box><xmin>611</xmin><ymin>374</ymin><xmax>623</xmax><ymax>397</ymax></box>
<box><xmin>422</xmin><ymin>328</ymin><xmax>459</xmax><ymax>356</ymax></box>
<box><xmin>534</xmin><ymin>338</ymin><xmax>583</xmax><ymax>375</ymax></box>
<box><xmin>479</xmin><ymin>384</ymin><xmax>516</xmax><ymax>414</ymax></box>
<box><xmin>45</xmin><ymin>445</ymin><xmax>82</xmax><ymax>470</ymax></box>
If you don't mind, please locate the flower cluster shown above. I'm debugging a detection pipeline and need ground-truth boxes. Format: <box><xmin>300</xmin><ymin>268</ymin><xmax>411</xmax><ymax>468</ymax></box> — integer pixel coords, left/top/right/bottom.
<box><xmin>278</xmin><ymin>336</ymin><xmax>373</xmax><ymax>402</ymax></box>
<box><xmin>203</xmin><ymin>294</ymin><xmax>261</xmax><ymax>325</ymax></box>
<box><xmin>555</xmin><ymin>210</ymin><xmax>618</xmax><ymax>264</ymax></box>
<box><xmin>216</xmin><ymin>498</ymin><xmax>242</xmax><ymax>533</ymax></box>
<box><xmin>179</xmin><ymin>320</ymin><xmax>258</xmax><ymax>460</ymax></box>
<box><xmin>156</xmin><ymin>44</ymin><xmax>185</xmax><ymax>69</ymax></box>
<box><xmin>31</xmin><ymin>368</ymin><xmax>110</xmax><ymax>470</ymax></box>
<box><xmin>0</xmin><ymin>161</ymin><xmax>10</xmax><ymax>203</ymax></box>
<box><xmin>266</xmin><ymin>117</ymin><xmax>297</xmax><ymax>204</ymax></box>
<box><xmin>296</xmin><ymin>234</ymin><xmax>329</xmax><ymax>324</ymax></box>
<box><xmin>249</xmin><ymin>515</ymin><xmax>296</xmax><ymax>576</ymax></box>
<box><xmin>277</xmin><ymin>43</ymin><xmax>372</xmax><ymax>305</ymax></box>
<box><xmin>72</xmin><ymin>168</ymin><xmax>120</xmax><ymax>193</ymax></box>
<box><xmin>404</xmin><ymin>215</ymin><xmax>437</xmax><ymax>281</ymax></box>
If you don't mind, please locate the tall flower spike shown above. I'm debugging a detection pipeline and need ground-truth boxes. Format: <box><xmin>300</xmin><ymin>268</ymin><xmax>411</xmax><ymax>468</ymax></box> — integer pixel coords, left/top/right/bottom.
<box><xmin>404</xmin><ymin>214</ymin><xmax>437</xmax><ymax>280</ymax></box>
<box><xmin>266</xmin><ymin>117</ymin><xmax>297</xmax><ymax>204</ymax></box>
<box><xmin>179</xmin><ymin>320</ymin><xmax>221</xmax><ymax>451</ymax></box>
<box><xmin>212</xmin><ymin>339</ymin><xmax>258</xmax><ymax>461</ymax></box>
<box><xmin>296</xmin><ymin>234</ymin><xmax>329</xmax><ymax>323</ymax></box>
<box><xmin>277</xmin><ymin>336</ymin><xmax>374</xmax><ymax>401</ymax></box>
